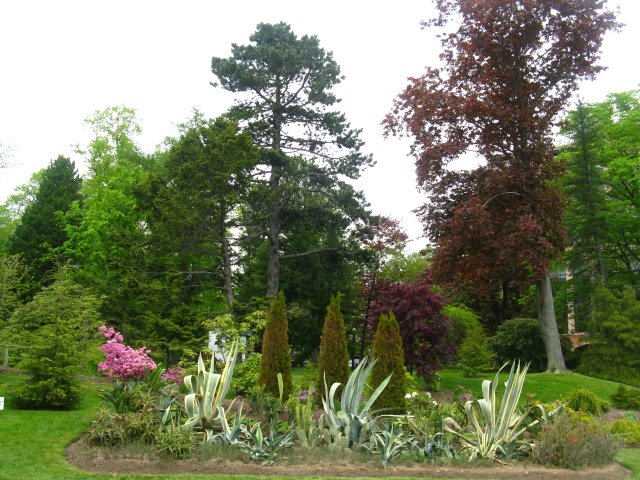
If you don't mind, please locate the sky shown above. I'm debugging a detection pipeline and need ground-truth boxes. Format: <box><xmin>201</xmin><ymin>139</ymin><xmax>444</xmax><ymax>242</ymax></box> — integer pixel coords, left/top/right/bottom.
<box><xmin>1</xmin><ymin>0</ymin><xmax>638</xmax><ymax>252</ymax></box>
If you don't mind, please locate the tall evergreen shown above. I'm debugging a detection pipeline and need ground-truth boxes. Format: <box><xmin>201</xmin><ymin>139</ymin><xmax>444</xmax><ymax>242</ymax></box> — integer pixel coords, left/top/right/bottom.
<box><xmin>8</xmin><ymin>155</ymin><xmax>81</xmax><ymax>291</ymax></box>
<box><xmin>259</xmin><ymin>292</ymin><xmax>292</xmax><ymax>398</ymax></box>
<box><xmin>315</xmin><ymin>294</ymin><xmax>351</xmax><ymax>400</ymax></box>
<box><xmin>370</xmin><ymin>311</ymin><xmax>406</xmax><ymax>411</ymax></box>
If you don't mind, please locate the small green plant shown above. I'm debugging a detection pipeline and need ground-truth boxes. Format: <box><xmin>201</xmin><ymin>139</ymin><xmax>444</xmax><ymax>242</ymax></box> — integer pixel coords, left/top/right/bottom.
<box><xmin>566</xmin><ymin>388</ymin><xmax>608</xmax><ymax>415</ymax></box>
<box><xmin>458</xmin><ymin>329</ymin><xmax>495</xmax><ymax>377</ymax></box>
<box><xmin>232</xmin><ymin>353</ymin><xmax>261</xmax><ymax>394</ymax></box>
<box><xmin>612</xmin><ymin>384</ymin><xmax>640</xmax><ymax>410</ymax></box>
<box><xmin>155</xmin><ymin>427</ymin><xmax>195</xmax><ymax>459</ymax></box>
<box><xmin>607</xmin><ymin>418</ymin><xmax>640</xmax><ymax>445</ymax></box>
<box><xmin>239</xmin><ymin>421</ymin><xmax>294</xmax><ymax>465</ymax></box>
<box><xmin>288</xmin><ymin>392</ymin><xmax>322</xmax><ymax>448</ymax></box>
<box><xmin>533</xmin><ymin>413</ymin><xmax>619</xmax><ymax>469</ymax></box>
<box><xmin>365</xmin><ymin>422</ymin><xmax>413</xmax><ymax>468</ymax></box>
<box><xmin>86</xmin><ymin>409</ymin><xmax>160</xmax><ymax>446</ymax></box>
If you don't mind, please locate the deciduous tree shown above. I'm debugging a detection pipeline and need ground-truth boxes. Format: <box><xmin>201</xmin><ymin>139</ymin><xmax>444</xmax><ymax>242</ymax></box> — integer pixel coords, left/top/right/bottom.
<box><xmin>385</xmin><ymin>0</ymin><xmax>618</xmax><ymax>372</ymax></box>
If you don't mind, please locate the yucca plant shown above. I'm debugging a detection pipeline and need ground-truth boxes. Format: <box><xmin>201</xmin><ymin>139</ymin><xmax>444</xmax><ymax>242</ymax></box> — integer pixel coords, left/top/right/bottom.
<box><xmin>183</xmin><ymin>340</ymin><xmax>239</xmax><ymax>439</ymax></box>
<box><xmin>321</xmin><ymin>356</ymin><xmax>392</xmax><ymax>447</ymax></box>
<box><xmin>444</xmin><ymin>361</ymin><xmax>532</xmax><ymax>460</ymax></box>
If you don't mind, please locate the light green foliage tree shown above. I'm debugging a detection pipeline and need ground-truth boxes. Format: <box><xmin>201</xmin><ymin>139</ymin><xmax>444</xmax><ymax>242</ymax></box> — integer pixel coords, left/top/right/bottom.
<box><xmin>212</xmin><ymin>22</ymin><xmax>372</xmax><ymax>298</ymax></box>
<box><xmin>9</xmin><ymin>267</ymin><xmax>101</xmax><ymax>409</ymax></box>
<box><xmin>0</xmin><ymin>255</ymin><xmax>29</xmax><ymax>329</ymax></box>
<box><xmin>443</xmin><ymin>305</ymin><xmax>494</xmax><ymax>376</ymax></box>
<box><xmin>8</xmin><ymin>156</ymin><xmax>81</xmax><ymax>293</ymax></box>
<box><xmin>315</xmin><ymin>294</ymin><xmax>351</xmax><ymax>400</ymax></box>
<box><xmin>379</xmin><ymin>251</ymin><xmax>430</xmax><ymax>284</ymax></box>
<box><xmin>578</xmin><ymin>287</ymin><xmax>640</xmax><ymax>386</ymax></box>
<box><xmin>370</xmin><ymin>312</ymin><xmax>406</xmax><ymax>411</ymax></box>
<box><xmin>259</xmin><ymin>292</ymin><xmax>292</xmax><ymax>398</ymax></box>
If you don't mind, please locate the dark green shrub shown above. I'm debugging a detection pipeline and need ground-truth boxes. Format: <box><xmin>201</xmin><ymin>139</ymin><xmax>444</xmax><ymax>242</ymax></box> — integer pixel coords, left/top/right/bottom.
<box><xmin>612</xmin><ymin>384</ymin><xmax>640</xmax><ymax>410</ymax></box>
<box><xmin>566</xmin><ymin>389</ymin><xmax>608</xmax><ymax>415</ymax></box>
<box><xmin>233</xmin><ymin>353</ymin><xmax>262</xmax><ymax>394</ymax></box>
<box><xmin>491</xmin><ymin>318</ymin><xmax>547</xmax><ymax>371</ymax></box>
<box><xmin>315</xmin><ymin>294</ymin><xmax>350</xmax><ymax>401</ymax></box>
<box><xmin>578</xmin><ymin>288</ymin><xmax>640</xmax><ymax>386</ymax></box>
<box><xmin>370</xmin><ymin>311</ymin><xmax>406</xmax><ymax>411</ymax></box>
<box><xmin>259</xmin><ymin>292</ymin><xmax>292</xmax><ymax>399</ymax></box>
<box><xmin>532</xmin><ymin>413</ymin><xmax>619</xmax><ymax>469</ymax></box>
<box><xmin>155</xmin><ymin>428</ymin><xmax>194</xmax><ymax>459</ymax></box>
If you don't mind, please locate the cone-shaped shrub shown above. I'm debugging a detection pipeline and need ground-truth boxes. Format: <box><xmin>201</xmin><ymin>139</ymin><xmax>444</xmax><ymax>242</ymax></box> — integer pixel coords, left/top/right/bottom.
<box><xmin>371</xmin><ymin>311</ymin><xmax>406</xmax><ymax>411</ymax></box>
<box><xmin>316</xmin><ymin>294</ymin><xmax>351</xmax><ymax>401</ymax></box>
<box><xmin>259</xmin><ymin>292</ymin><xmax>292</xmax><ymax>399</ymax></box>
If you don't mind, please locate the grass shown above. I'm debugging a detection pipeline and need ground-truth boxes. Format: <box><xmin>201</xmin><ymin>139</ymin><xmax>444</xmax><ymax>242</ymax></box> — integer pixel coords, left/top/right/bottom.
<box><xmin>1</xmin><ymin>368</ymin><xmax>639</xmax><ymax>480</ymax></box>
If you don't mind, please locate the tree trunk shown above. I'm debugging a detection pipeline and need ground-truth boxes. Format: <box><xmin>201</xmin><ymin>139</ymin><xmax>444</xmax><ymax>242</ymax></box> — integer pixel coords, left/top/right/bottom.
<box><xmin>220</xmin><ymin>204</ymin><xmax>234</xmax><ymax>307</ymax></box>
<box><xmin>266</xmin><ymin>165</ymin><xmax>281</xmax><ymax>298</ymax></box>
<box><xmin>536</xmin><ymin>269</ymin><xmax>568</xmax><ymax>373</ymax></box>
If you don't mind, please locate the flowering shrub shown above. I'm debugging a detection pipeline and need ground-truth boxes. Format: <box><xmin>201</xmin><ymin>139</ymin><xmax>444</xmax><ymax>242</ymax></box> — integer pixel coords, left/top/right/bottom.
<box><xmin>160</xmin><ymin>367</ymin><xmax>184</xmax><ymax>385</ymax></box>
<box><xmin>98</xmin><ymin>326</ymin><xmax>157</xmax><ymax>381</ymax></box>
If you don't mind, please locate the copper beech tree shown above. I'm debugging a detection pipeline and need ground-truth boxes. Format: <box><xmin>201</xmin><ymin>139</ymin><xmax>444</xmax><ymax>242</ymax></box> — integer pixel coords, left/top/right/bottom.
<box><xmin>385</xmin><ymin>0</ymin><xmax>618</xmax><ymax>372</ymax></box>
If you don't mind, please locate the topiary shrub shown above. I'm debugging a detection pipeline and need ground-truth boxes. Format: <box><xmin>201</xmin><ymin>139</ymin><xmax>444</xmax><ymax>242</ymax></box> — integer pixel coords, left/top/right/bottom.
<box><xmin>566</xmin><ymin>388</ymin><xmax>608</xmax><ymax>415</ymax></box>
<box><xmin>370</xmin><ymin>311</ymin><xmax>406</xmax><ymax>411</ymax></box>
<box><xmin>612</xmin><ymin>384</ymin><xmax>640</xmax><ymax>410</ymax></box>
<box><xmin>577</xmin><ymin>287</ymin><xmax>640</xmax><ymax>386</ymax></box>
<box><xmin>315</xmin><ymin>294</ymin><xmax>351</xmax><ymax>402</ymax></box>
<box><xmin>259</xmin><ymin>292</ymin><xmax>292</xmax><ymax>399</ymax></box>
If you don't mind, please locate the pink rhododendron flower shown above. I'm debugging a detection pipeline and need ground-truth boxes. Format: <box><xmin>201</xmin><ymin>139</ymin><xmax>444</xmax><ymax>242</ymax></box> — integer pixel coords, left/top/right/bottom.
<box><xmin>98</xmin><ymin>326</ymin><xmax>156</xmax><ymax>381</ymax></box>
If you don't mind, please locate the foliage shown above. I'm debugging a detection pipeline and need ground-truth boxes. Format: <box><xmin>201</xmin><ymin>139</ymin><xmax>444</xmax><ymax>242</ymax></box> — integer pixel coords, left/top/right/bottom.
<box><xmin>9</xmin><ymin>270</ymin><xmax>101</xmax><ymax>409</ymax></box>
<box><xmin>97</xmin><ymin>326</ymin><xmax>157</xmax><ymax>381</ymax></box>
<box><xmin>607</xmin><ymin>419</ymin><xmax>640</xmax><ymax>446</ymax></box>
<box><xmin>155</xmin><ymin>427</ymin><xmax>195</xmax><ymax>459</ymax></box>
<box><xmin>491</xmin><ymin>318</ymin><xmax>548</xmax><ymax>372</ymax></box>
<box><xmin>532</xmin><ymin>413</ymin><xmax>619</xmax><ymax>469</ymax></box>
<box><xmin>364</xmin><ymin>422</ymin><xmax>413</xmax><ymax>468</ymax></box>
<box><xmin>445</xmin><ymin>362</ymin><xmax>532</xmax><ymax>460</ymax></box>
<box><xmin>0</xmin><ymin>254</ymin><xmax>29</xmax><ymax>326</ymax></box>
<box><xmin>232</xmin><ymin>353</ymin><xmax>261</xmax><ymax>394</ymax></box>
<box><xmin>288</xmin><ymin>393</ymin><xmax>322</xmax><ymax>449</ymax></box>
<box><xmin>612</xmin><ymin>384</ymin><xmax>640</xmax><ymax>410</ymax></box>
<box><xmin>258</xmin><ymin>292</ymin><xmax>293</xmax><ymax>399</ymax></box>
<box><xmin>368</xmin><ymin>276</ymin><xmax>453</xmax><ymax>383</ymax></box>
<box><xmin>315</xmin><ymin>293</ymin><xmax>351</xmax><ymax>402</ymax></box>
<box><xmin>458</xmin><ymin>328</ymin><xmax>495</xmax><ymax>378</ymax></box>
<box><xmin>238</xmin><ymin>421</ymin><xmax>294</xmax><ymax>465</ymax></box>
<box><xmin>212</xmin><ymin>22</ymin><xmax>372</xmax><ymax>298</ymax></box>
<box><xmin>566</xmin><ymin>389</ymin><xmax>608</xmax><ymax>416</ymax></box>
<box><xmin>578</xmin><ymin>287</ymin><xmax>640</xmax><ymax>386</ymax></box>
<box><xmin>86</xmin><ymin>408</ymin><xmax>160</xmax><ymax>447</ymax></box>
<box><xmin>442</xmin><ymin>304</ymin><xmax>483</xmax><ymax>354</ymax></box>
<box><xmin>321</xmin><ymin>356</ymin><xmax>391</xmax><ymax>447</ymax></box>
<box><xmin>183</xmin><ymin>340</ymin><xmax>239</xmax><ymax>437</ymax></box>
<box><xmin>8</xmin><ymin>155</ymin><xmax>82</xmax><ymax>292</ymax></box>
<box><xmin>370</xmin><ymin>311</ymin><xmax>406</xmax><ymax>410</ymax></box>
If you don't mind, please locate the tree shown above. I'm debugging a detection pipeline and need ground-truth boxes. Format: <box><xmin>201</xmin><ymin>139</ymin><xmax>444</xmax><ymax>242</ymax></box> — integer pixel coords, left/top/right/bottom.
<box><xmin>0</xmin><ymin>255</ymin><xmax>29</xmax><ymax>329</ymax></box>
<box><xmin>316</xmin><ymin>294</ymin><xmax>351</xmax><ymax>400</ymax></box>
<box><xmin>8</xmin><ymin>156</ymin><xmax>81</xmax><ymax>292</ymax></box>
<box><xmin>370</xmin><ymin>311</ymin><xmax>406</xmax><ymax>410</ymax></box>
<box><xmin>367</xmin><ymin>276</ymin><xmax>453</xmax><ymax>382</ymax></box>
<box><xmin>212</xmin><ymin>22</ymin><xmax>372</xmax><ymax>297</ymax></box>
<box><xmin>259</xmin><ymin>292</ymin><xmax>293</xmax><ymax>398</ymax></box>
<box><xmin>385</xmin><ymin>0</ymin><xmax>618</xmax><ymax>372</ymax></box>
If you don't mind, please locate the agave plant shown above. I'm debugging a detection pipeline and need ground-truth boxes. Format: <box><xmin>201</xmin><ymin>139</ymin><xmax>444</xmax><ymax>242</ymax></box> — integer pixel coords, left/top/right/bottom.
<box><xmin>444</xmin><ymin>361</ymin><xmax>532</xmax><ymax>461</ymax></box>
<box><xmin>183</xmin><ymin>340</ymin><xmax>239</xmax><ymax>438</ymax></box>
<box><xmin>365</xmin><ymin>422</ymin><xmax>413</xmax><ymax>468</ymax></box>
<box><xmin>321</xmin><ymin>357</ymin><xmax>391</xmax><ymax>447</ymax></box>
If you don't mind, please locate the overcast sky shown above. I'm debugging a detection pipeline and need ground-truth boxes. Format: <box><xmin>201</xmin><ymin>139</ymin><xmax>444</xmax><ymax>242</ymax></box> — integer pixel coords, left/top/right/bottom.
<box><xmin>1</xmin><ymin>0</ymin><xmax>638</xmax><ymax>251</ymax></box>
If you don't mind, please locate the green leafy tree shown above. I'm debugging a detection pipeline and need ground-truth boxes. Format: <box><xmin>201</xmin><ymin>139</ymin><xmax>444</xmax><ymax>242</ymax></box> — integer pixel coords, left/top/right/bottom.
<box><xmin>0</xmin><ymin>255</ymin><xmax>29</xmax><ymax>327</ymax></box>
<box><xmin>258</xmin><ymin>292</ymin><xmax>292</xmax><ymax>398</ymax></box>
<box><xmin>315</xmin><ymin>294</ymin><xmax>351</xmax><ymax>400</ymax></box>
<box><xmin>370</xmin><ymin>311</ymin><xmax>406</xmax><ymax>411</ymax></box>
<box><xmin>212</xmin><ymin>22</ymin><xmax>372</xmax><ymax>298</ymax></box>
<box><xmin>9</xmin><ymin>268</ymin><xmax>101</xmax><ymax>409</ymax></box>
<box><xmin>578</xmin><ymin>287</ymin><xmax>640</xmax><ymax>386</ymax></box>
<box><xmin>8</xmin><ymin>156</ymin><xmax>81</xmax><ymax>292</ymax></box>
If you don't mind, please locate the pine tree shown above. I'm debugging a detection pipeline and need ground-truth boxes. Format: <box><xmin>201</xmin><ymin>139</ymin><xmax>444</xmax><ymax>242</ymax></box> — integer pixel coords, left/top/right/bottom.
<box><xmin>316</xmin><ymin>294</ymin><xmax>351</xmax><ymax>400</ymax></box>
<box><xmin>258</xmin><ymin>292</ymin><xmax>292</xmax><ymax>398</ymax></box>
<box><xmin>371</xmin><ymin>311</ymin><xmax>406</xmax><ymax>411</ymax></box>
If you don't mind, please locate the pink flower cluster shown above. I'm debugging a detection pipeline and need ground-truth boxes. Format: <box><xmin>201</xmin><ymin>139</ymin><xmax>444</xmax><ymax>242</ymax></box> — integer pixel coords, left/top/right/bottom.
<box><xmin>160</xmin><ymin>366</ymin><xmax>184</xmax><ymax>385</ymax></box>
<box><xmin>98</xmin><ymin>326</ymin><xmax>156</xmax><ymax>381</ymax></box>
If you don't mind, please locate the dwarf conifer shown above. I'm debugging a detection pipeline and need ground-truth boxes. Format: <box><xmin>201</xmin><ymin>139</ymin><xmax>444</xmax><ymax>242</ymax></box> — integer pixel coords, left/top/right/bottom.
<box><xmin>258</xmin><ymin>292</ymin><xmax>292</xmax><ymax>398</ymax></box>
<box><xmin>371</xmin><ymin>311</ymin><xmax>406</xmax><ymax>410</ymax></box>
<box><xmin>316</xmin><ymin>294</ymin><xmax>351</xmax><ymax>401</ymax></box>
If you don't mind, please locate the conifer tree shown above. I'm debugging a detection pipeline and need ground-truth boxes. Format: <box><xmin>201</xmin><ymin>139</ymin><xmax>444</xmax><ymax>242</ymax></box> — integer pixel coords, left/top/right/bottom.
<box><xmin>258</xmin><ymin>292</ymin><xmax>292</xmax><ymax>398</ymax></box>
<box><xmin>316</xmin><ymin>294</ymin><xmax>350</xmax><ymax>400</ymax></box>
<box><xmin>371</xmin><ymin>311</ymin><xmax>406</xmax><ymax>411</ymax></box>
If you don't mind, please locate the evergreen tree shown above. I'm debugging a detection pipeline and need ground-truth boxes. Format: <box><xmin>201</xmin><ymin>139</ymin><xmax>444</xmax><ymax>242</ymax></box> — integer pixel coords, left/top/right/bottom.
<box><xmin>259</xmin><ymin>292</ymin><xmax>292</xmax><ymax>398</ymax></box>
<box><xmin>316</xmin><ymin>294</ymin><xmax>351</xmax><ymax>400</ymax></box>
<box><xmin>370</xmin><ymin>311</ymin><xmax>406</xmax><ymax>411</ymax></box>
<box><xmin>8</xmin><ymin>156</ymin><xmax>81</xmax><ymax>291</ymax></box>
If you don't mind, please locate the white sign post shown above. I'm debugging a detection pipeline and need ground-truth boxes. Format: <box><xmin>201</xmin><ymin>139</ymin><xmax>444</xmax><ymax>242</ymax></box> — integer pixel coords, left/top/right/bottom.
<box><xmin>0</xmin><ymin>397</ymin><xmax>4</xmax><ymax>410</ymax></box>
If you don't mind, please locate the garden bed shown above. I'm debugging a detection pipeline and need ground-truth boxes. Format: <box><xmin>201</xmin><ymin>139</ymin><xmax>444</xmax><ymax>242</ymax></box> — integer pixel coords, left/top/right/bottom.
<box><xmin>66</xmin><ymin>439</ymin><xmax>631</xmax><ymax>479</ymax></box>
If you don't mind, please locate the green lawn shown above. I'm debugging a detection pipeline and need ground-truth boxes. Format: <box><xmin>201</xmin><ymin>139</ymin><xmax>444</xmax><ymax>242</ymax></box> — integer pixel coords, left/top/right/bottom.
<box><xmin>1</xmin><ymin>370</ymin><xmax>639</xmax><ymax>479</ymax></box>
